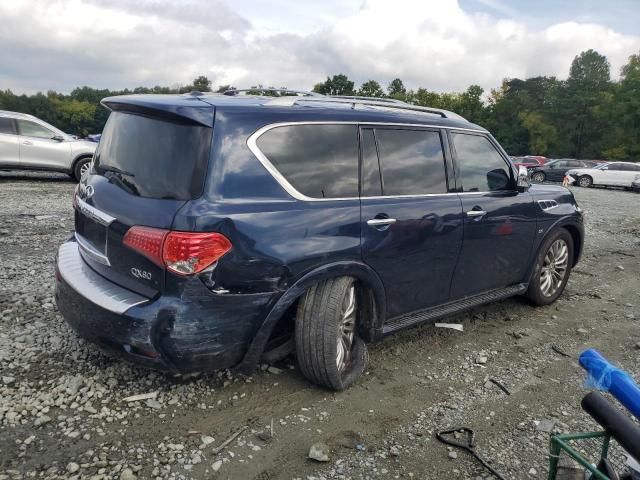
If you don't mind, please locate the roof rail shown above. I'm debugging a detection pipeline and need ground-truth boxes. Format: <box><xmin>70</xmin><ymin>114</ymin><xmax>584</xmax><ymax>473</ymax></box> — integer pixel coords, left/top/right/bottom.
<box><xmin>223</xmin><ymin>88</ymin><xmax>323</xmax><ymax>97</ymax></box>
<box><xmin>263</xmin><ymin>96</ymin><xmax>467</xmax><ymax>121</ymax></box>
<box><xmin>330</xmin><ymin>95</ymin><xmax>405</xmax><ymax>105</ymax></box>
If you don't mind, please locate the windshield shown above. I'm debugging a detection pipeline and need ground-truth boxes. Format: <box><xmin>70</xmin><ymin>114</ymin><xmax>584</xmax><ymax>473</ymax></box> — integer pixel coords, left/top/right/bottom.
<box><xmin>94</xmin><ymin>112</ymin><xmax>211</xmax><ymax>200</ymax></box>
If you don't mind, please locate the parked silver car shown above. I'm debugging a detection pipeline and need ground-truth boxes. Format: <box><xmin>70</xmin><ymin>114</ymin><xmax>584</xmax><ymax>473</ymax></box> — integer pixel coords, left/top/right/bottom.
<box><xmin>0</xmin><ymin>110</ymin><xmax>96</xmax><ymax>180</ymax></box>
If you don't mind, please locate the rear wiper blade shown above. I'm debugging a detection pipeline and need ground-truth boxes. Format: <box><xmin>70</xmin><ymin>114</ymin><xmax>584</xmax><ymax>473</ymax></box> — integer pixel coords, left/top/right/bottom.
<box><xmin>100</xmin><ymin>165</ymin><xmax>135</xmax><ymax>177</ymax></box>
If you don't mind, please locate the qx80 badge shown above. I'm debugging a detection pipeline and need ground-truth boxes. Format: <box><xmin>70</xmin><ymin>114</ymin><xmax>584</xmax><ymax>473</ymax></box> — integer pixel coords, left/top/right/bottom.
<box><xmin>130</xmin><ymin>268</ymin><xmax>152</xmax><ymax>280</ymax></box>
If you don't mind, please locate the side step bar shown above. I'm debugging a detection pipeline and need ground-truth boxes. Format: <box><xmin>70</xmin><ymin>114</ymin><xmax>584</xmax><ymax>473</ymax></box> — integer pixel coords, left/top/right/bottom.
<box><xmin>383</xmin><ymin>284</ymin><xmax>527</xmax><ymax>334</ymax></box>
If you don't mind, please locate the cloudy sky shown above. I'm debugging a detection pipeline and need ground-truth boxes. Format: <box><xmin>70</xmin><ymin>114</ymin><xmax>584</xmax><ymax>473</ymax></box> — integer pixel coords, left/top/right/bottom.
<box><xmin>1</xmin><ymin>0</ymin><xmax>639</xmax><ymax>95</ymax></box>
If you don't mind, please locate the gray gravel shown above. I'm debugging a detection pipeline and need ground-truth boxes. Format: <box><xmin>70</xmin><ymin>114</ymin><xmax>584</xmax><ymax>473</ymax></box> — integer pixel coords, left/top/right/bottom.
<box><xmin>1</xmin><ymin>171</ymin><xmax>639</xmax><ymax>479</ymax></box>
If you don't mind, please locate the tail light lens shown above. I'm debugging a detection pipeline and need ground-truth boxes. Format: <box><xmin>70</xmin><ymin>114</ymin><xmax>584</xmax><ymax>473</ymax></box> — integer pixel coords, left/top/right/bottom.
<box><xmin>164</xmin><ymin>232</ymin><xmax>232</xmax><ymax>275</ymax></box>
<box><xmin>123</xmin><ymin>227</ymin><xmax>232</xmax><ymax>275</ymax></box>
<box><xmin>123</xmin><ymin>226</ymin><xmax>167</xmax><ymax>267</ymax></box>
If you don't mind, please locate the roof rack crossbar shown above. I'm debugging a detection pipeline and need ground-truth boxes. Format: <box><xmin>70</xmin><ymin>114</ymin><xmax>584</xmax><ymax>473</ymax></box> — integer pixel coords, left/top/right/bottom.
<box><xmin>223</xmin><ymin>88</ymin><xmax>323</xmax><ymax>97</ymax></box>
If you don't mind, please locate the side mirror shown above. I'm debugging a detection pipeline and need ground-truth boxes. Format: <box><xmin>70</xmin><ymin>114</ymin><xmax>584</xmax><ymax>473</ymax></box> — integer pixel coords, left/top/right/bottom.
<box><xmin>516</xmin><ymin>166</ymin><xmax>530</xmax><ymax>192</ymax></box>
<box><xmin>52</xmin><ymin>134</ymin><xmax>64</xmax><ymax>142</ymax></box>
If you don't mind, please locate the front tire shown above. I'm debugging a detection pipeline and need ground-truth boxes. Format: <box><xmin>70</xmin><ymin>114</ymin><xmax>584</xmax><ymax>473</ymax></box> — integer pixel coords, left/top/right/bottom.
<box><xmin>526</xmin><ymin>229</ymin><xmax>574</xmax><ymax>306</ymax></box>
<box><xmin>531</xmin><ymin>172</ymin><xmax>546</xmax><ymax>183</ymax></box>
<box><xmin>295</xmin><ymin>277</ymin><xmax>367</xmax><ymax>390</ymax></box>
<box><xmin>578</xmin><ymin>175</ymin><xmax>593</xmax><ymax>188</ymax></box>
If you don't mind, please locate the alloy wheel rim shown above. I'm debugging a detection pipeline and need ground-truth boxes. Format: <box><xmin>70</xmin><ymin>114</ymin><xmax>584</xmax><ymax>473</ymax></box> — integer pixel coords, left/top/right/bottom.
<box><xmin>579</xmin><ymin>177</ymin><xmax>590</xmax><ymax>187</ymax></box>
<box><xmin>533</xmin><ymin>173</ymin><xmax>544</xmax><ymax>182</ymax></box>
<box><xmin>540</xmin><ymin>239</ymin><xmax>569</xmax><ymax>297</ymax></box>
<box><xmin>80</xmin><ymin>162</ymin><xmax>90</xmax><ymax>177</ymax></box>
<box><xmin>336</xmin><ymin>285</ymin><xmax>356</xmax><ymax>372</ymax></box>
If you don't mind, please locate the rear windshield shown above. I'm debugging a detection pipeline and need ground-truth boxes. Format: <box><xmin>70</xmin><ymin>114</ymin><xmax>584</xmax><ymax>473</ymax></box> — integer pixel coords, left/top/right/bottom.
<box><xmin>94</xmin><ymin>112</ymin><xmax>211</xmax><ymax>200</ymax></box>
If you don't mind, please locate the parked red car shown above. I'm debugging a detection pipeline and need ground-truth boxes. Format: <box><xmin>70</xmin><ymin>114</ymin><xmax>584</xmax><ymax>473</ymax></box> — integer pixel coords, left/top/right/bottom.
<box><xmin>510</xmin><ymin>156</ymin><xmax>547</xmax><ymax>170</ymax></box>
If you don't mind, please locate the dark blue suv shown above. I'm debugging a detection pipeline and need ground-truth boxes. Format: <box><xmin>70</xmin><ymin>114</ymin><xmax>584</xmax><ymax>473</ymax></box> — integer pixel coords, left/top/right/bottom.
<box><xmin>55</xmin><ymin>91</ymin><xmax>584</xmax><ymax>390</ymax></box>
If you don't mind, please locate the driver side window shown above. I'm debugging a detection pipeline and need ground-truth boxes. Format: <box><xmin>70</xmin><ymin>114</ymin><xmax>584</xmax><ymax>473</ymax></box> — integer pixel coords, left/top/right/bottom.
<box><xmin>17</xmin><ymin>120</ymin><xmax>55</xmax><ymax>139</ymax></box>
<box><xmin>451</xmin><ymin>133</ymin><xmax>512</xmax><ymax>192</ymax></box>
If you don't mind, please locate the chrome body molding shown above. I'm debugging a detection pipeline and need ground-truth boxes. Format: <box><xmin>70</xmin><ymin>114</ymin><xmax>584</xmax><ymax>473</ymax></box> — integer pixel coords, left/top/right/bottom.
<box><xmin>246</xmin><ymin>121</ymin><xmax>486</xmax><ymax>202</ymax></box>
<box><xmin>57</xmin><ymin>242</ymin><xmax>148</xmax><ymax>314</ymax></box>
<box><xmin>75</xmin><ymin>232</ymin><xmax>111</xmax><ymax>267</ymax></box>
<box><xmin>538</xmin><ymin>199</ymin><xmax>559</xmax><ymax>211</ymax></box>
<box><xmin>76</xmin><ymin>198</ymin><xmax>115</xmax><ymax>226</ymax></box>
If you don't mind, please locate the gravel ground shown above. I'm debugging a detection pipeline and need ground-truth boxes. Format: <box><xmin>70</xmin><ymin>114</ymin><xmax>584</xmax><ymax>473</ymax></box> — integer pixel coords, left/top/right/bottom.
<box><xmin>1</xmin><ymin>171</ymin><xmax>639</xmax><ymax>480</ymax></box>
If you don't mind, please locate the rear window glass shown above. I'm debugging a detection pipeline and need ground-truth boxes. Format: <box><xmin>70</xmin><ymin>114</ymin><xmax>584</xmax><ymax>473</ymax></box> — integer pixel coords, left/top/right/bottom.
<box><xmin>256</xmin><ymin>124</ymin><xmax>358</xmax><ymax>199</ymax></box>
<box><xmin>374</xmin><ymin>129</ymin><xmax>447</xmax><ymax>196</ymax></box>
<box><xmin>94</xmin><ymin>112</ymin><xmax>211</xmax><ymax>200</ymax></box>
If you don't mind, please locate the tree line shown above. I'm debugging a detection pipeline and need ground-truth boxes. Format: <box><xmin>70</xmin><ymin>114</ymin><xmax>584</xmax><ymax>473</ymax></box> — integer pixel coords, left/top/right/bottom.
<box><xmin>1</xmin><ymin>49</ymin><xmax>638</xmax><ymax>160</ymax></box>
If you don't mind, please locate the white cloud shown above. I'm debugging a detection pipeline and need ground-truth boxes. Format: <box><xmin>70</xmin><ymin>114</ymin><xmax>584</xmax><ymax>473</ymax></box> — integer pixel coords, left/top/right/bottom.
<box><xmin>0</xmin><ymin>0</ymin><xmax>638</xmax><ymax>95</ymax></box>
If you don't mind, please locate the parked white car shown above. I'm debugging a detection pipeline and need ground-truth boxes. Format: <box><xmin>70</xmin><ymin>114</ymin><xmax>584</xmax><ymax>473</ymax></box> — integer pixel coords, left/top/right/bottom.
<box><xmin>566</xmin><ymin>161</ymin><xmax>640</xmax><ymax>189</ymax></box>
<box><xmin>0</xmin><ymin>110</ymin><xmax>96</xmax><ymax>181</ymax></box>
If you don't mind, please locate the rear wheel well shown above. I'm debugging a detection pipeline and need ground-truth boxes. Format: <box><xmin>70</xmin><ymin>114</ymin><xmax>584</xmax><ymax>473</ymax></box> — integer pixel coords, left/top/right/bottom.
<box><xmin>262</xmin><ymin>276</ymin><xmax>380</xmax><ymax>357</ymax></box>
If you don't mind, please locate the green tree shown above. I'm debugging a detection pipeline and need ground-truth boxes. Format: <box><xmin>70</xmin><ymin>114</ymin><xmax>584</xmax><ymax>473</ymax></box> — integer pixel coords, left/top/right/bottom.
<box><xmin>518</xmin><ymin>111</ymin><xmax>557</xmax><ymax>155</ymax></box>
<box><xmin>312</xmin><ymin>74</ymin><xmax>356</xmax><ymax>96</ymax></box>
<box><xmin>387</xmin><ymin>78</ymin><xmax>407</xmax><ymax>99</ymax></box>
<box><xmin>192</xmin><ymin>75</ymin><xmax>212</xmax><ymax>92</ymax></box>
<box><xmin>357</xmin><ymin>80</ymin><xmax>384</xmax><ymax>97</ymax></box>
<box><xmin>564</xmin><ymin>49</ymin><xmax>611</xmax><ymax>158</ymax></box>
<box><xmin>606</xmin><ymin>51</ymin><xmax>640</xmax><ymax>159</ymax></box>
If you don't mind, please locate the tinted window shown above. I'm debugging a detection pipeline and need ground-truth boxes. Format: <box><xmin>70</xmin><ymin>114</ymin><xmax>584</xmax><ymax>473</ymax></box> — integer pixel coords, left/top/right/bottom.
<box><xmin>256</xmin><ymin>124</ymin><xmax>358</xmax><ymax>198</ymax></box>
<box><xmin>361</xmin><ymin>128</ymin><xmax>382</xmax><ymax>196</ymax></box>
<box><xmin>374</xmin><ymin>129</ymin><xmax>447</xmax><ymax>195</ymax></box>
<box><xmin>451</xmin><ymin>133</ymin><xmax>512</xmax><ymax>192</ymax></box>
<box><xmin>0</xmin><ymin>117</ymin><xmax>16</xmax><ymax>135</ymax></box>
<box><xmin>17</xmin><ymin>120</ymin><xmax>54</xmax><ymax>139</ymax></box>
<box><xmin>608</xmin><ymin>163</ymin><xmax>625</xmax><ymax>171</ymax></box>
<box><xmin>94</xmin><ymin>112</ymin><xmax>211</xmax><ymax>200</ymax></box>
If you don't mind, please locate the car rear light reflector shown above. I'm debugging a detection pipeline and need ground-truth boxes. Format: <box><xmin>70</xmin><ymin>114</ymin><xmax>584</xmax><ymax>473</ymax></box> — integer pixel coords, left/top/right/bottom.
<box><xmin>123</xmin><ymin>227</ymin><xmax>232</xmax><ymax>275</ymax></box>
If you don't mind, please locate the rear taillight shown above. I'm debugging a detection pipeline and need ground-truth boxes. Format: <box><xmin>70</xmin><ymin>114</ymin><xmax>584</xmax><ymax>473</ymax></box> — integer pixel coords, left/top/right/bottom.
<box><xmin>123</xmin><ymin>226</ymin><xmax>167</xmax><ymax>267</ymax></box>
<box><xmin>123</xmin><ymin>227</ymin><xmax>232</xmax><ymax>275</ymax></box>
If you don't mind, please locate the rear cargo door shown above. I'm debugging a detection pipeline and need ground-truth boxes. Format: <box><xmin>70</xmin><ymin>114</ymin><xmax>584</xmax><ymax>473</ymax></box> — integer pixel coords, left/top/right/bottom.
<box><xmin>74</xmin><ymin>106</ymin><xmax>214</xmax><ymax>297</ymax></box>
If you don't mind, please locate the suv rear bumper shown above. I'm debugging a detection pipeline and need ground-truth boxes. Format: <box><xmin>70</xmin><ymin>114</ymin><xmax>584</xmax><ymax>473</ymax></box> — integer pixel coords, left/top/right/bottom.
<box><xmin>55</xmin><ymin>239</ymin><xmax>275</xmax><ymax>373</ymax></box>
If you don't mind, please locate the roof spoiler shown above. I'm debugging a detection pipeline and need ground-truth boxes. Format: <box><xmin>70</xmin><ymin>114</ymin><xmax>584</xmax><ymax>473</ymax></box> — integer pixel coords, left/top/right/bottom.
<box><xmin>101</xmin><ymin>95</ymin><xmax>214</xmax><ymax>127</ymax></box>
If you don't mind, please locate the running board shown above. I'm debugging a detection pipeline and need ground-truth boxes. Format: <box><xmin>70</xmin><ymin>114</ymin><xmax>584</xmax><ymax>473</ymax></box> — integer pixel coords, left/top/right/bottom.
<box><xmin>382</xmin><ymin>284</ymin><xmax>527</xmax><ymax>334</ymax></box>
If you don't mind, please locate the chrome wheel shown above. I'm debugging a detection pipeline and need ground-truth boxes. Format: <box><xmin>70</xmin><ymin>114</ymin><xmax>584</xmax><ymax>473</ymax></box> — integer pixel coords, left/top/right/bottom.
<box><xmin>532</xmin><ymin>172</ymin><xmax>545</xmax><ymax>183</ymax></box>
<box><xmin>578</xmin><ymin>176</ymin><xmax>592</xmax><ymax>187</ymax></box>
<box><xmin>79</xmin><ymin>161</ymin><xmax>90</xmax><ymax>177</ymax></box>
<box><xmin>336</xmin><ymin>285</ymin><xmax>356</xmax><ymax>371</ymax></box>
<box><xmin>540</xmin><ymin>239</ymin><xmax>569</xmax><ymax>297</ymax></box>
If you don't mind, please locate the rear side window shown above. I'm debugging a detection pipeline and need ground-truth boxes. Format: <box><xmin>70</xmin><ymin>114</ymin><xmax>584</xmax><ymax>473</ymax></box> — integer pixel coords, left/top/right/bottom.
<box><xmin>94</xmin><ymin>112</ymin><xmax>211</xmax><ymax>200</ymax></box>
<box><xmin>17</xmin><ymin>120</ymin><xmax>54</xmax><ymax>139</ymax></box>
<box><xmin>374</xmin><ymin>129</ymin><xmax>447</xmax><ymax>196</ymax></box>
<box><xmin>256</xmin><ymin>124</ymin><xmax>358</xmax><ymax>199</ymax></box>
<box><xmin>0</xmin><ymin>117</ymin><xmax>16</xmax><ymax>135</ymax></box>
<box><xmin>451</xmin><ymin>133</ymin><xmax>512</xmax><ymax>192</ymax></box>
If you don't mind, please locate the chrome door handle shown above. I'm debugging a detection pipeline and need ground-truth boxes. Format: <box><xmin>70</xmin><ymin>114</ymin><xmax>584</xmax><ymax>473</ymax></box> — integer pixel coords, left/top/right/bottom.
<box><xmin>466</xmin><ymin>210</ymin><xmax>487</xmax><ymax>218</ymax></box>
<box><xmin>367</xmin><ymin>218</ymin><xmax>397</xmax><ymax>227</ymax></box>
<box><xmin>22</xmin><ymin>140</ymin><xmax>33</xmax><ymax>145</ymax></box>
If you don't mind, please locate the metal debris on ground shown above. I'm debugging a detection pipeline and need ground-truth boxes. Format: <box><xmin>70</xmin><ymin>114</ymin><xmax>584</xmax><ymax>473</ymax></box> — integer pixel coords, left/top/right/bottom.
<box><xmin>436</xmin><ymin>427</ymin><xmax>506</xmax><ymax>480</ymax></box>
<box><xmin>122</xmin><ymin>391</ymin><xmax>158</xmax><ymax>402</ymax></box>
<box><xmin>211</xmin><ymin>426</ymin><xmax>248</xmax><ymax>455</ymax></box>
<box><xmin>552</xmin><ymin>345</ymin><xmax>572</xmax><ymax>358</ymax></box>
<box><xmin>435</xmin><ymin>323</ymin><xmax>464</xmax><ymax>332</ymax></box>
<box><xmin>489</xmin><ymin>378</ymin><xmax>511</xmax><ymax>395</ymax></box>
